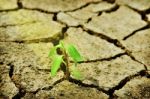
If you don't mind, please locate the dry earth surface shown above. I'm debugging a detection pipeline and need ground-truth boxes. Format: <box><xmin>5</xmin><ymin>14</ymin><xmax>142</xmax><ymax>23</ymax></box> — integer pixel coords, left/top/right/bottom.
<box><xmin>0</xmin><ymin>0</ymin><xmax>150</xmax><ymax>99</ymax></box>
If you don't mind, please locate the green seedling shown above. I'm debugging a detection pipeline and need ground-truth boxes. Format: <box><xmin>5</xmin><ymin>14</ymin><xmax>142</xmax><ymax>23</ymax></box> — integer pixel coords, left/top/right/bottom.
<box><xmin>48</xmin><ymin>41</ymin><xmax>84</xmax><ymax>80</ymax></box>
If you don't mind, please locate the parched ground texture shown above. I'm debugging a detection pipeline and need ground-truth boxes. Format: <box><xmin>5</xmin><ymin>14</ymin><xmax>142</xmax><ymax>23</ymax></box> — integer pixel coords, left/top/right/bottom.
<box><xmin>0</xmin><ymin>0</ymin><xmax>150</xmax><ymax>99</ymax></box>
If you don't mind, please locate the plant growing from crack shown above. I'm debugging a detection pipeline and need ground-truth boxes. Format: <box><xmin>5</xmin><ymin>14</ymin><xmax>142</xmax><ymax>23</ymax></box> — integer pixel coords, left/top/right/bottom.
<box><xmin>48</xmin><ymin>41</ymin><xmax>84</xmax><ymax>80</ymax></box>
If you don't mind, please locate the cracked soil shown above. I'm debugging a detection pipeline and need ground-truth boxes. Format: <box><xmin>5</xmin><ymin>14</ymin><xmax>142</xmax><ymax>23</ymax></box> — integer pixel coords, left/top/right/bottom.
<box><xmin>0</xmin><ymin>0</ymin><xmax>150</xmax><ymax>99</ymax></box>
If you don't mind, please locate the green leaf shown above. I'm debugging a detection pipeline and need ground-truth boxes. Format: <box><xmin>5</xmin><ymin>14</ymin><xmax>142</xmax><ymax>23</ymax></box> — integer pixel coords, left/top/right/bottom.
<box><xmin>51</xmin><ymin>55</ymin><xmax>63</xmax><ymax>77</ymax></box>
<box><xmin>71</xmin><ymin>65</ymin><xmax>83</xmax><ymax>80</ymax></box>
<box><xmin>48</xmin><ymin>47</ymin><xmax>57</xmax><ymax>57</ymax></box>
<box><xmin>66</xmin><ymin>44</ymin><xmax>83</xmax><ymax>62</ymax></box>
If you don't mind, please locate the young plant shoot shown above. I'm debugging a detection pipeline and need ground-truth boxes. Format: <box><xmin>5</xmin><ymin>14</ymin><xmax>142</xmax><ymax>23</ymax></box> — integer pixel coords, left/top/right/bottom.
<box><xmin>48</xmin><ymin>41</ymin><xmax>84</xmax><ymax>80</ymax></box>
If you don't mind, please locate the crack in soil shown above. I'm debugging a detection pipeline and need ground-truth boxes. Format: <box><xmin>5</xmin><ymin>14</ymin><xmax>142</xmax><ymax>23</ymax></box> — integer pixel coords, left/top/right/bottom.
<box><xmin>126</xmin><ymin>5</ymin><xmax>149</xmax><ymax>22</ymax></box>
<box><xmin>51</xmin><ymin>25</ymin><xmax>69</xmax><ymax>46</ymax></box>
<box><xmin>0</xmin><ymin>7</ymin><xmax>19</xmax><ymax>12</ymax></box>
<box><xmin>1</xmin><ymin>1</ymin><xmax>149</xmax><ymax>98</ymax></box>
<box><xmin>125</xmin><ymin>51</ymin><xmax>148</xmax><ymax>70</ymax></box>
<box><xmin>108</xmin><ymin>70</ymin><xmax>149</xmax><ymax>98</ymax></box>
<box><xmin>0</xmin><ymin>61</ymin><xmax>3</xmax><ymax>65</ymax></box>
<box><xmin>0</xmin><ymin>8</ymin><xmax>20</xmax><ymax>12</ymax></box>
<box><xmin>68</xmin><ymin>77</ymin><xmax>109</xmax><ymax>95</ymax></box>
<box><xmin>145</xmin><ymin>71</ymin><xmax>150</xmax><ymax>78</ymax></box>
<box><xmin>42</xmin><ymin>78</ymin><xmax>65</xmax><ymax>91</ymax></box>
<box><xmin>8</xmin><ymin>63</ymin><xmax>14</xmax><ymax>78</ymax></box>
<box><xmin>87</xmin><ymin>4</ymin><xmax>120</xmax><ymax>22</ymax></box>
<box><xmin>102</xmin><ymin>0</ymin><xmax>116</xmax><ymax>4</ymax></box>
<box><xmin>145</xmin><ymin>8</ymin><xmax>150</xmax><ymax>14</ymax></box>
<box><xmin>123</xmin><ymin>24</ymin><xmax>150</xmax><ymax>40</ymax></box>
<box><xmin>11</xmin><ymin>75</ymin><xmax>65</xmax><ymax>98</ymax></box>
<box><xmin>26</xmin><ymin>78</ymin><xmax>65</xmax><ymax>95</ymax></box>
<box><xmin>63</xmin><ymin>1</ymin><xmax>102</xmax><ymax>13</ymax></box>
<box><xmin>103</xmin><ymin>4</ymin><xmax>119</xmax><ymax>13</ymax></box>
<box><xmin>86</xmin><ymin>17</ymin><xmax>93</xmax><ymax>23</ymax></box>
<box><xmin>5</xmin><ymin>62</ymin><xmax>26</xmax><ymax>99</ymax></box>
<box><xmin>52</xmin><ymin>13</ymin><xmax>58</xmax><ymax>21</ymax></box>
<box><xmin>12</xmin><ymin>88</ymin><xmax>26</xmax><ymax>99</ymax></box>
<box><xmin>7</xmin><ymin>63</ymin><xmax>15</xmax><ymax>79</ymax></box>
<box><xmin>78</xmin><ymin>52</ymin><xmax>126</xmax><ymax>63</ymax></box>
<box><xmin>17</xmin><ymin>0</ymin><xmax>23</xmax><ymax>8</ymax></box>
